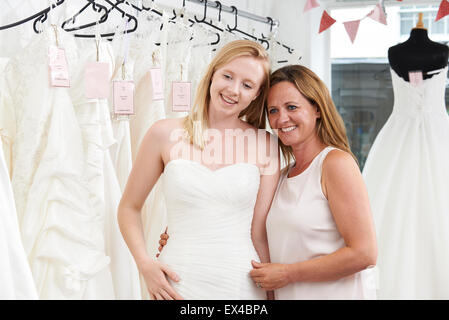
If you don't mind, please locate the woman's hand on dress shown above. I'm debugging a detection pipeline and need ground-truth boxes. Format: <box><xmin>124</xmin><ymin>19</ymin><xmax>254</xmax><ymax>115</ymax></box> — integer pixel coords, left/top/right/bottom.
<box><xmin>139</xmin><ymin>259</ymin><xmax>183</xmax><ymax>300</ymax></box>
<box><xmin>249</xmin><ymin>260</ymin><xmax>291</xmax><ymax>291</ymax></box>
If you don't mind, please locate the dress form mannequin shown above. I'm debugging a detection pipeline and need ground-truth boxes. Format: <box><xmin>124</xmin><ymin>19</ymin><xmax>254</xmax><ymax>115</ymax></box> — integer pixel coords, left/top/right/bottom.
<box><xmin>388</xmin><ymin>13</ymin><xmax>449</xmax><ymax>81</ymax></box>
<box><xmin>363</xmin><ymin>12</ymin><xmax>449</xmax><ymax>299</ymax></box>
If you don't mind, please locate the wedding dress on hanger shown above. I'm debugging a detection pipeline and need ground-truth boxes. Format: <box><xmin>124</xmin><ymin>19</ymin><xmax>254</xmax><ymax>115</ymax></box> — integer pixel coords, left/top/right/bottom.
<box><xmin>163</xmin><ymin>18</ymin><xmax>194</xmax><ymax>119</ymax></box>
<box><xmin>0</xmin><ymin>59</ymin><xmax>38</xmax><ymax>300</ymax></box>
<box><xmin>128</xmin><ymin>11</ymin><xmax>167</xmax><ymax>163</ymax></box>
<box><xmin>71</xmin><ymin>36</ymin><xmax>141</xmax><ymax>299</ymax></box>
<box><xmin>109</xmin><ymin>21</ymin><xmax>134</xmax><ymax>193</ymax></box>
<box><xmin>0</xmin><ymin>26</ymin><xmax>114</xmax><ymax>299</ymax></box>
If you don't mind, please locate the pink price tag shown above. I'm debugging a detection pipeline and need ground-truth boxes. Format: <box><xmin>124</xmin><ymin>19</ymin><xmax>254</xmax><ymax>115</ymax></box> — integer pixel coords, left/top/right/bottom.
<box><xmin>48</xmin><ymin>45</ymin><xmax>70</xmax><ymax>87</ymax></box>
<box><xmin>85</xmin><ymin>62</ymin><xmax>110</xmax><ymax>99</ymax></box>
<box><xmin>149</xmin><ymin>68</ymin><xmax>164</xmax><ymax>101</ymax></box>
<box><xmin>409</xmin><ymin>71</ymin><xmax>423</xmax><ymax>87</ymax></box>
<box><xmin>113</xmin><ymin>80</ymin><xmax>135</xmax><ymax>115</ymax></box>
<box><xmin>172</xmin><ymin>82</ymin><xmax>191</xmax><ymax>112</ymax></box>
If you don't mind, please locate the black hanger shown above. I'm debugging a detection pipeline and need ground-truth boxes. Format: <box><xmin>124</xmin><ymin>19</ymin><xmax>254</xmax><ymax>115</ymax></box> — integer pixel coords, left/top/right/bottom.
<box><xmin>67</xmin><ymin>0</ymin><xmax>138</xmax><ymax>38</ymax></box>
<box><xmin>225</xmin><ymin>6</ymin><xmax>269</xmax><ymax>50</ymax></box>
<box><xmin>193</xmin><ymin>0</ymin><xmax>222</xmax><ymax>45</ymax></box>
<box><xmin>260</xmin><ymin>16</ymin><xmax>296</xmax><ymax>55</ymax></box>
<box><xmin>194</xmin><ymin>0</ymin><xmax>223</xmax><ymax>31</ymax></box>
<box><xmin>121</xmin><ymin>0</ymin><xmax>162</xmax><ymax>17</ymax></box>
<box><xmin>61</xmin><ymin>0</ymin><xmax>109</xmax><ymax>32</ymax></box>
<box><xmin>215</xmin><ymin>1</ymin><xmax>222</xmax><ymax>22</ymax></box>
<box><xmin>0</xmin><ymin>0</ymin><xmax>65</xmax><ymax>31</ymax></box>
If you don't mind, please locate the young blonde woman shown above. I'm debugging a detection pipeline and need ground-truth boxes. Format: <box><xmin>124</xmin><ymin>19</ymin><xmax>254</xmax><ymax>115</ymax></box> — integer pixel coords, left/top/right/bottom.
<box><xmin>249</xmin><ymin>65</ymin><xmax>377</xmax><ymax>299</ymax></box>
<box><xmin>117</xmin><ymin>40</ymin><xmax>280</xmax><ymax>300</ymax></box>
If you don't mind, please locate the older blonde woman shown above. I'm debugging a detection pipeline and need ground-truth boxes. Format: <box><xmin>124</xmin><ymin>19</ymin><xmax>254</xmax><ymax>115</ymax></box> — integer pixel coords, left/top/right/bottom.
<box><xmin>250</xmin><ymin>65</ymin><xmax>377</xmax><ymax>300</ymax></box>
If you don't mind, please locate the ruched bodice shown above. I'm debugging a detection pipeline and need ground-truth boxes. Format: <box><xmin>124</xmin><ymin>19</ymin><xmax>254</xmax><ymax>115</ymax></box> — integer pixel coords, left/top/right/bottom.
<box><xmin>157</xmin><ymin>159</ymin><xmax>265</xmax><ymax>300</ymax></box>
<box><xmin>390</xmin><ymin>67</ymin><xmax>448</xmax><ymax>118</ymax></box>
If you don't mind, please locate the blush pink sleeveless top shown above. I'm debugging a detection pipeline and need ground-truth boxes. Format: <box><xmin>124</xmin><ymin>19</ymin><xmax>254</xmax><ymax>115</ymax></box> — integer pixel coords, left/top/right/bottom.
<box><xmin>266</xmin><ymin>146</ymin><xmax>377</xmax><ymax>300</ymax></box>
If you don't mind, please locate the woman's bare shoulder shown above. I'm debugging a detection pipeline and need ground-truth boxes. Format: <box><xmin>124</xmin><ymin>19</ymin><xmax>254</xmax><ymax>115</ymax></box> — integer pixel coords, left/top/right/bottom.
<box><xmin>323</xmin><ymin>149</ymin><xmax>357</xmax><ymax>169</ymax></box>
<box><xmin>146</xmin><ymin>118</ymin><xmax>185</xmax><ymax>140</ymax></box>
<box><xmin>322</xmin><ymin>148</ymin><xmax>360</xmax><ymax>182</ymax></box>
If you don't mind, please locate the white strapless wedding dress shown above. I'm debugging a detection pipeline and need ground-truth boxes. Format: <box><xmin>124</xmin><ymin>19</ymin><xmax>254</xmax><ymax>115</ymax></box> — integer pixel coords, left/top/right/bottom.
<box><xmin>157</xmin><ymin>159</ymin><xmax>265</xmax><ymax>300</ymax></box>
<box><xmin>363</xmin><ymin>66</ymin><xmax>449</xmax><ymax>299</ymax></box>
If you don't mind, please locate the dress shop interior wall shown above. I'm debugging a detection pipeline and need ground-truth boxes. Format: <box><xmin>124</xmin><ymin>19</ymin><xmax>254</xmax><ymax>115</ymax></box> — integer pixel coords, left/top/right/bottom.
<box><xmin>0</xmin><ymin>0</ymin><xmax>331</xmax><ymax>86</ymax></box>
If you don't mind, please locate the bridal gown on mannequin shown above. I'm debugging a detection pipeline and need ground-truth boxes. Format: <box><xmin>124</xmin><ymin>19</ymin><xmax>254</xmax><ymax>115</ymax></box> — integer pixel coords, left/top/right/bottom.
<box><xmin>157</xmin><ymin>159</ymin><xmax>265</xmax><ymax>300</ymax></box>
<box><xmin>362</xmin><ymin>66</ymin><xmax>449</xmax><ymax>299</ymax></box>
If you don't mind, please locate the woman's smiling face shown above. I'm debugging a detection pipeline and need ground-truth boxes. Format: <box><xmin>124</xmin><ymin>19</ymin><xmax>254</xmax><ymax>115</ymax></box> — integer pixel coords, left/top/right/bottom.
<box><xmin>267</xmin><ymin>81</ymin><xmax>321</xmax><ymax>148</ymax></box>
<box><xmin>208</xmin><ymin>55</ymin><xmax>265</xmax><ymax>118</ymax></box>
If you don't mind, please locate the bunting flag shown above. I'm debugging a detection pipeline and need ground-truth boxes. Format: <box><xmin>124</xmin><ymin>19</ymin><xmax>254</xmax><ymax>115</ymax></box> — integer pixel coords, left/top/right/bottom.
<box><xmin>436</xmin><ymin>0</ymin><xmax>449</xmax><ymax>22</ymax></box>
<box><xmin>343</xmin><ymin>20</ymin><xmax>361</xmax><ymax>43</ymax></box>
<box><xmin>303</xmin><ymin>0</ymin><xmax>433</xmax><ymax>39</ymax></box>
<box><xmin>303</xmin><ymin>0</ymin><xmax>320</xmax><ymax>13</ymax></box>
<box><xmin>319</xmin><ymin>10</ymin><xmax>336</xmax><ymax>33</ymax></box>
<box><xmin>367</xmin><ymin>3</ymin><xmax>388</xmax><ymax>25</ymax></box>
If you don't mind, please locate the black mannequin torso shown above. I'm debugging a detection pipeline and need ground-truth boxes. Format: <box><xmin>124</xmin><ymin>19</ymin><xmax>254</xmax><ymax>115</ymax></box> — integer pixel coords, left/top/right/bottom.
<box><xmin>388</xmin><ymin>28</ymin><xmax>449</xmax><ymax>81</ymax></box>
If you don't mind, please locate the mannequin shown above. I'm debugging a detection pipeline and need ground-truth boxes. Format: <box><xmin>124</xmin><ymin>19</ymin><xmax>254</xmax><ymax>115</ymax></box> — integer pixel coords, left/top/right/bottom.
<box><xmin>363</xmin><ymin>12</ymin><xmax>449</xmax><ymax>299</ymax></box>
<box><xmin>388</xmin><ymin>13</ymin><xmax>449</xmax><ymax>81</ymax></box>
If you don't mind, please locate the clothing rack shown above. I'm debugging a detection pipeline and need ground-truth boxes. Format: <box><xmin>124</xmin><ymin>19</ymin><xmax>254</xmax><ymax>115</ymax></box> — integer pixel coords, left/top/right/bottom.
<box><xmin>186</xmin><ymin>0</ymin><xmax>280</xmax><ymax>30</ymax></box>
<box><xmin>186</xmin><ymin>0</ymin><xmax>297</xmax><ymax>55</ymax></box>
<box><xmin>0</xmin><ymin>0</ymin><xmax>298</xmax><ymax>58</ymax></box>
<box><xmin>0</xmin><ymin>1</ymin><xmax>279</xmax><ymax>35</ymax></box>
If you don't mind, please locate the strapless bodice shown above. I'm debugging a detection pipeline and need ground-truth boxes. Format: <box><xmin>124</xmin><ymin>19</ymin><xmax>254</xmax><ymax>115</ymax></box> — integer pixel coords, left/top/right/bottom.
<box><xmin>390</xmin><ymin>67</ymin><xmax>448</xmax><ymax>118</ymax></box>
<box><xmin>157</xmin><ymin>159</ymin><xmax>265</xmax><ymax>300</ymax></box>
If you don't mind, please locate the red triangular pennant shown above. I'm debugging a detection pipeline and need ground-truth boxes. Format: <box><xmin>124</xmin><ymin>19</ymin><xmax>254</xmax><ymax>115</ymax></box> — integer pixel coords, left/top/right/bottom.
<box><xmin>303</xmin><ymin>0</ymin><xmax>320</xmax><ymax>13</ymax></box>
<box><xmin>367</xmin><ymin>3</ymin><xmax>387</xmax><ymax>25</ymax></box>
<box><xmin>343</xmin><ymin>20</ymin><xmax>361</xmax><ymax>43</ymax></box>
<box><xmin>319</xmin><ymin>10</ymin><xmax>336</xmax><ymax>33</ymax></box>
<box><xmin>436</xmin><ymin>0</ymin><xmax>449</xmax><ymax>22</ymax></box>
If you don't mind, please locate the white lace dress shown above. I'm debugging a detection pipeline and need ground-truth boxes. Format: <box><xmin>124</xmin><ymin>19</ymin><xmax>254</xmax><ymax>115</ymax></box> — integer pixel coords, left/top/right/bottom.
<box><xmin>0</xmin><ymin>58</ymin><xmax>38</xmax><ymax>299</ymax></box>
<box><xmin>1</xmin><ymin>26</ymin><xmax>116</xmax><ymax>299</ymax></box>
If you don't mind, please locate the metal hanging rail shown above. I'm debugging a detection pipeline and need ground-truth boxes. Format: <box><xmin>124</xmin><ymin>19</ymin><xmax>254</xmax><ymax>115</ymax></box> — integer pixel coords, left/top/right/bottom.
<box><xmin>186</xmin><ymin>0</ymin><xmax>280</xmax><ymax>29</ymax></box>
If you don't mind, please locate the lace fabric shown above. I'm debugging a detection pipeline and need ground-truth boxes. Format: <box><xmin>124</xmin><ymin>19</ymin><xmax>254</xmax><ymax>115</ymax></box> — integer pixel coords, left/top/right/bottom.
<box><xmin>0</xmin><ymin>26</ymin><xmax>140</xmax><ymax>299</ymax></box>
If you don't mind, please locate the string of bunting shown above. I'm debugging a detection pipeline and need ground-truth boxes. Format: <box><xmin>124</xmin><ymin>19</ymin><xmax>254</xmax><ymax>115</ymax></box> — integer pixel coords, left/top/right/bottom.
<box><xmin>304</xmin><ymin>0</ymin><xmax>449</xmax><ymax>43</ymax></box>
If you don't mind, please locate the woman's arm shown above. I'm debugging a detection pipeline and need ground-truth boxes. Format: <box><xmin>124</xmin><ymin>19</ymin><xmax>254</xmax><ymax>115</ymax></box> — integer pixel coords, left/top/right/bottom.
<box><xmin>251</xmin><ymin>133</ymin><xmax>280</xmax><ymax>264</ymax></box>
<box><xmin>118</xmin><ymin>120</ymin><xmax>182</xmax><ymax>300</ymax></box>
<box><xmin>250</xmin><ymin>149</ymin><xmax>377</xmax><ymax>291</ymax></box>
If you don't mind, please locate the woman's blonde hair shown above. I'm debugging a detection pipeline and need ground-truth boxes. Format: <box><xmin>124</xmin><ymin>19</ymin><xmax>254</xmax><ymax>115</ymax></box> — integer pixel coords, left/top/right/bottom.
<box><xmin>268</xmin><ymin>65</ymin><xmax>358</xmax><ymax>166</ymax></box>
<box><xmin>183</xmin><ymin>40</ymin><xmax>271</xmax><ymax>149</ymax></box>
